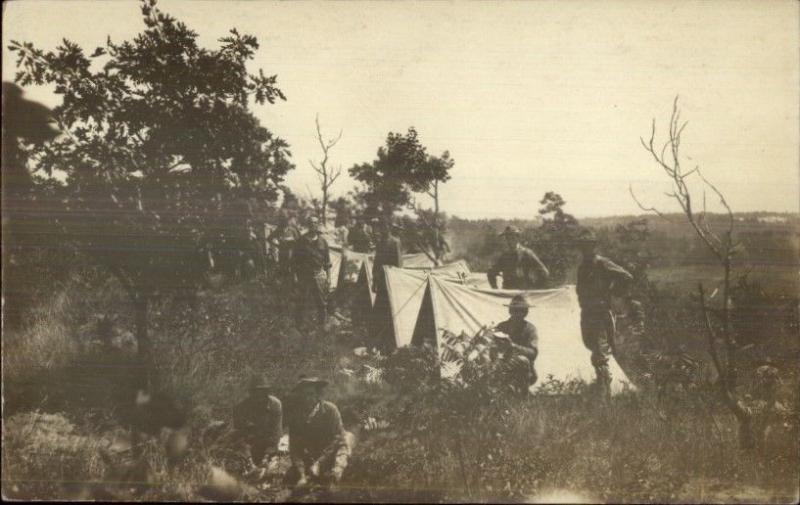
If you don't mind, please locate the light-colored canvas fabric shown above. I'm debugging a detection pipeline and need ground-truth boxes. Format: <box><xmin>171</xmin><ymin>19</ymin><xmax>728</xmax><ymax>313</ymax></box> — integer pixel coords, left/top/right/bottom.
<box><xmin>412</xmin><ymin>276</ymin><xmax>634</xmax><ymax>394</ymax></box>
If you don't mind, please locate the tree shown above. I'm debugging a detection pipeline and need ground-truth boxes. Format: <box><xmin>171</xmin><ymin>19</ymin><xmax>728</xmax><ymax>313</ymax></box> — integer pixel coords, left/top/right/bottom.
<box><xmin>413</xmin><ymin>151</ymin><xmax>454</xmax><ymax>263</ymax></box>
<box><xmin>9</xmin><ymin>0</ymin><xmax>292</xmax><ymax>375</ymax></box>
<box><xmin>349</xmin><ymin>127</ymin><xmax>447</xmax><ymax>220</ymax></box>
<box><xmin>524</xmin><ymin>191</ymin><xmax>585</xmax><ymax>286</ymax></box>
<box><xmin>308</xmin><ymin>114</ymin><xmax>343</xmax><ymax>225</ymax></box>
<box><xmin>631</xmin><ymin>96</ymin><xmax>754</xmax><ymax>449</ymax></box>
<box><xmin>2</xmin><ymin>82</ymin><xmax>63</xmax><ymax>328</ymax></box>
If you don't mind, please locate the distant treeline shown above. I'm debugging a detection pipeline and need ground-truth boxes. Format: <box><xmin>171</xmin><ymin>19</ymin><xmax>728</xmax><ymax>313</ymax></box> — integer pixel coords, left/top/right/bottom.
<box><xmin>447</xmin><ymin>212</ymin><xmax>800</xmax><ymax>272</ymax></box>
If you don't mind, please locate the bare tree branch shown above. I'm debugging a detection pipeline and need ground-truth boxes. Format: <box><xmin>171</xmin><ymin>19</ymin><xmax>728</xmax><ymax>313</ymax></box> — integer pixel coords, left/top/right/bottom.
<box><xmin>309</xmin><ymin>114</ymin><xmax>344</xmax><ymax>222</ymax></box>
<box><xmin>636</xmin><ymin>96</ymin><xmax>752</xmax><ymax>449</ymax></box>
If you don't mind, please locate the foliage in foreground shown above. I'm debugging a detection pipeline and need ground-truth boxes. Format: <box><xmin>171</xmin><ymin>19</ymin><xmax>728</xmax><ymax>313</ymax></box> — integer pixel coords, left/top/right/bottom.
<box><xmin>9</xmin><ymin>0</ymin><xmax>292</xmax><ymax>359</ymax></box>
<box><xmin>3</xmin><ymin>271</ymin><xmax>798</xmax><ymax>502</ymax></box>
<box><xmin>346</xmin><ymin>343</ymin><xmax>799</xmax><ymax>503</ymax></box>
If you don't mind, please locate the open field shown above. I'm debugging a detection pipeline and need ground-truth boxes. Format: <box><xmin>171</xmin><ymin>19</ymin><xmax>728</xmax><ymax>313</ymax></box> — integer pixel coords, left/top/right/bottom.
<box><xmin>648</xmin><ymin>264</ymin><xmax>798</xmax><ymax>294</ymax></box>
<box><xmin>3</xmin><ymin>263</ymin><xmax>799</xmax><ymax>502</ymax></box>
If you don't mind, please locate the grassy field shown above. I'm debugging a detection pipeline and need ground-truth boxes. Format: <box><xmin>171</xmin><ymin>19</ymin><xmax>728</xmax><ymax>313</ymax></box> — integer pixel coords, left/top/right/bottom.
<box><xmin>648</xmin><ymin>264</ymin><xmax>798</xmax><ymax>294</ymax></box>
<box><xmin>2</xmin><ymin>265</ymin><xmax>799</xmax><ymax>502</ymax></box>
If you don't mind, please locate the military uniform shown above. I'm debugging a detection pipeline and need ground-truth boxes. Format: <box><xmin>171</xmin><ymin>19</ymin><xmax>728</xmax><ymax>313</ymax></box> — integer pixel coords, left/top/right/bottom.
<box><xmin>287</xmin><ymin>399</ymin><xmax>354</xmax><ymax>485</ymax></box>
<box><xmin>268</xmin><ymin>224</ymin><xmax>300</xmax><ymax>290</ymax></box>
<box><xmin>488</xmin><ymin>245</ymin><xmax>549</xmax><ymax>290</ymax></box>
<box><xmin>348</xmin><ymin>224</ymin><xmax>374</xmax><ymax>253</ymax></box>
<box><xmin>372</xmin><ymin>235</ymin><xmax>402</xmax><ymax>289</ymax></box>
<box><xmin>576</xmin><ymin>254</ymin><xmax>633</xmax><ymax>388</ymax></box>
<box><xmin>293</xmin><ymin>232</ymin><xmax>331</xmax><ymax>326</ymax></box>
<box><xmin>233</xmin><ymin>393</ymin><xmax>283</xmax><ymax>466</ymax></box>
<box><xmin>370</xmin><ymin>234</ymin><xmax>402</xmax><ymax>347</ymax></box>
<box><xmin>495</xmin><ymin>318</ymin><xmax>539</xmax><ymax>390</ymax></box>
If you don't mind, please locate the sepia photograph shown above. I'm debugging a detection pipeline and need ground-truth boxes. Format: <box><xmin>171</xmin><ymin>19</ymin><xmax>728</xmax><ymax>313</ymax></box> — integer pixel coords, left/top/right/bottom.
<box><xmin>2</xmin><ymin>0</ymin><xmax>798</xmax><ymax>502</ymax></box>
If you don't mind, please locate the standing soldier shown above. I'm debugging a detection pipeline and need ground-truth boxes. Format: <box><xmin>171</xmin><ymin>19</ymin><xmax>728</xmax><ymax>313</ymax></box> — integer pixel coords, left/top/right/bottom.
<box><xmin>575</xmin><ymin>231</ymin><xmax>633</xmax><ymax>397</ymax></box>
<box><xmin>348</xmin><ymin>217</ymin><xmax>374</xmax><ymax>253</ymax></box>
<box><xmin>488</xmin><ymin>226</ymin><xmax>550</xmax><ymax>290</ymax></box>
<box><xmin>369</xmin><ymin>218</ymin><xmax>403</xmax><ymax>348</ymax></box>
<box><xmin>371</xmin><ymin>218</ymin><xmax>403</xmax><ymax>293</ymax></box>
<box><xmin>293</xmin><ymin>216</ymin><xmax>331</xmax><ymax>328</ymax></box>
<box><xmin>493</xmin><ymin>295</ymin><xmax>539</xmax><ymax>395</ymax></box>
<box><xmin>285</xmin><ymin>377</ymin><xmax>355</xmax><ymax>489</ymax></box>
<box><xmin>233</xmin><ymin>374</ymin><xmax>283</xmax><ymax>478</ymax></box>
<box><xmin>268</xmin><ymin>212</ymin><xmax>300</xmax><ymax>280</ymax></box>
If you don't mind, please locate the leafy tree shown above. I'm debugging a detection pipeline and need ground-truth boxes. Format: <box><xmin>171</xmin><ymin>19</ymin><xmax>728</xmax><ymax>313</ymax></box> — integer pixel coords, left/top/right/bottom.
<box><xmin>523</xmin><ymin>192</ymin><xmax>585</xmax><ymax>286</ymax></box>
<box><xmin>2</xmin><ymin>83</ymin><xmax>65</xmax><ymax>328</ymax></box>
<box><xmin>9</xmin><ymin>0</ymin><xmax>292</xmax><ymax>371</ymax></box>
<box><xmin>413</xmin><ymin>151</ymin><xmax>454</xmax><ymax>263</ymax></box>
<box><xmin>349</xmin><ymin>127</ymin><xmax>451</xmax><ymax>221</ymax></box>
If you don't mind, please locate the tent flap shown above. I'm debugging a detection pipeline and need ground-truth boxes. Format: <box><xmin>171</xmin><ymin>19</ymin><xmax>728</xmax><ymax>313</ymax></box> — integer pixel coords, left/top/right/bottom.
<box><xmin>413</xmin><ymin>275</ymin><xmax>635</xmax><ymax>394</ymax></box>
<box><xmin>374</xmin><ymin>261</ymin><xmax>474</xmax><ymax>349</ymax></box>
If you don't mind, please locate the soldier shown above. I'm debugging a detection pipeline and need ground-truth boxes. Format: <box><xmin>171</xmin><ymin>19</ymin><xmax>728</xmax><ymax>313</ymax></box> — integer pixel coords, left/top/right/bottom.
<box><xmin>333</xmin><ymin>213</ymin><xmax>350</xmax><ymax>248</ymax></box>
<box><xmin>285</xmin><ymin>377</ymin><xmax>355</xmax><ymax>488</ymax></box>
<box><xmin>371</xmin><ymin>218</ymin><xmax>403</xmax><ymax>293</ymax></box>
<box><xmin>575</xmin><ymin>231</ymin><xmax>633</xmax><ymax>397</ymax></box>
<box><xmin>493</xmin><ymin>295</ymin><xmax>539</xmax><ymax>394</ymax></box>
<box><xmin>348</xmin><ymin>217</ymin><xmax>374</xmax><ymax>253</ymax></box>
<box><xmin>293</xmin><ymin>216</ymin><xmax>332</xmax><ymax>328</ymax></box>
<box><xmin>233</xmin><ymin>374</ymin><xmax>283</xmax><ymax>476</ymax></box>
<box><xmin>268</xmin><ymin>212</ymin><xmax>301</xmax><ymax>281</ymax></box>
<box><xmin>369</xmin><ymin>219</ymin><xmax>403</xmax><ymax>348</ymax></box>
<box><xmin>487</xmin><ymin>226</ymin><xmax>550</xmax><ymax>290</ymax></box>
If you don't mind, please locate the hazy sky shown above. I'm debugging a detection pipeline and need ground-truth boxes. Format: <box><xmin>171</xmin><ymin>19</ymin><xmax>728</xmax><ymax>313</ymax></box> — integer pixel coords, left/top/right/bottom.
<box><xmin>4</xmin><ymin>0</ymin><xmax>798</xmax><ymax>219</ymax></box>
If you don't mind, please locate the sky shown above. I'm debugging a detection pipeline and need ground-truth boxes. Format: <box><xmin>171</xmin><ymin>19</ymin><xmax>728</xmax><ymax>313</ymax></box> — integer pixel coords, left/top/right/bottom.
<box><xmin>3</xmin><ymin>0</ymin><xmax>799</xmax><ymax>219</ymax></box>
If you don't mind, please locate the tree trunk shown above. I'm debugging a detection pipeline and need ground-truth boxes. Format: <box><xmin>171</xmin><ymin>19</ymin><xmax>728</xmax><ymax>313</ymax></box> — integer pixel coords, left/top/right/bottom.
<box><xmin>699</xmin><ymin>283</ymin><xmax>753</xmax><ymax>451</ymax></box>
<box><xmin>321</xmin><ymin>171</ymin><xmax>328</xmax><ymax>226</ymax></box>
<box><xmin>433</xmin><ymin>181</ymin><xmax>440</xmax><ymax>263</ymax></box>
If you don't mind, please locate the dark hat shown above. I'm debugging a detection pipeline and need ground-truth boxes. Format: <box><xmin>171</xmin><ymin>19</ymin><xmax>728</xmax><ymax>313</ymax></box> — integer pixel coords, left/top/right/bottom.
<box><xmin>249</xmin><ymin>374</ymin><xmax>272</xmax><ymax>391</ymax></box>
<box><xmin>500</xmin><ymin>225</ymin><xmax>521</xmax><ymax>237</ymax></box>
<box><xmin>504</xmin><ymin>294</ymin><xmax>531</xmax><ymax>310</ymax></box>
<box><xmin>293</xmin><ymin>376</ymin><xmax>329</xmax><ymax>391</ymax></box>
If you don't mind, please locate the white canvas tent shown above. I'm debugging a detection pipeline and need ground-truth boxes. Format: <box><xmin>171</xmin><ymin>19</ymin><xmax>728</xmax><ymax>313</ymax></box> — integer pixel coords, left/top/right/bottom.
<box><xmin>371</xmin><ymin>261</ymin><xmax>472</xmax><ymax>349</ymax></box>
<box><xmin>401</xmin><ymin>252</ymin><xmax>438</xmax><ymax>269</ymax></box>
<box><xmin>340</xmin><ymin>250</ymin><xmax>451</xmax><ymax>299</ymax></box>
<box><xmin>328</xmin><ymin>245</ymin><xmax>345</xmax><ymax>292</ymax></box>
<box><xmin>411</xmin><ymin>275</ymin><xmax>634</xmax><ymax>394</ymax></box>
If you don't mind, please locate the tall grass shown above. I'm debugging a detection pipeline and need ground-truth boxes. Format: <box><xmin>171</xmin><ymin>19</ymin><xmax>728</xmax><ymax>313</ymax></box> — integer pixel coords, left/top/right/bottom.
<box><xmin>3</xmin><ymin>270</ymin><xmax>798</xmax><ymax>502</ymax></box>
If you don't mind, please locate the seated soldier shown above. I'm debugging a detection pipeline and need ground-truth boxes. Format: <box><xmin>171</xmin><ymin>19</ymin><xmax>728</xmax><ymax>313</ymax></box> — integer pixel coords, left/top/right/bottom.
<box><xmin>493</xmin><ymin>295</ymin><xmax>539</xmax><ymax>394</ymax></box>
<box><xmin>233</xmin><ymin>374</ymin><xmax>283</xmax><ymax>477</ymax></box>
<box><xmin>285</xmin><ymin>377</ymin><xmax>355</xmax><ymax>488</ymax></box>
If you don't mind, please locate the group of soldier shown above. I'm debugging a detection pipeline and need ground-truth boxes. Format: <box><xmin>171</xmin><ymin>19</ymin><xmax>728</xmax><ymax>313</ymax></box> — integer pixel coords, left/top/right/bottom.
<box><xmin>229</xmin><ymin>218</ymin><xmax>640</xmax><ymax>491</ymax></box>
<box><xmin>482</xmin><ymin>225</ymin><xmax>639</xmax><ymax>397</ymax></box>
<box><xmin>232</xmin><ymin>374</ymin><xmax>353</xmax><ymax>490</ymax></box>
<box><xmin>265</xmin><ymin>212</ymin><xmax>407</xmax><ymax>331</ymax></box>
<box><xmin>264</xmin><ymin>211</ymin><xmax>639</xmax><ymax>397</ymax></box>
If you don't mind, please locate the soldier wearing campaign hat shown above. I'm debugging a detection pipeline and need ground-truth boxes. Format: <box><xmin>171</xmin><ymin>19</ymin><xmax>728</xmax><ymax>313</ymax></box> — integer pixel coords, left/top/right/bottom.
<box><xmin>575</xmin><ymin>229</ymin><xmax>633</xmax><ymax>397</ymax></box>
<box><xmin>285</xmin><ymin>376</ymin><xmax>354</xmax><ymax>488</ymax></box>
<box><xmin>232</xmin><ymin>374</ymin><xmax>283</xmax><ymax>473</ymax></box>
<box><xmin>293</xmin><ymin>216</ymin><xmax>331</xmax><ymax>328</ymax></box>
<box><xmin>487</xmin><ymin>226</ymin><xmax>550</xmax><ymax>290</ymax></box>
<box><xmin>494</xmin><ymin>294</ymin><xmax>539</xmax><ymax>393</ymax></box>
